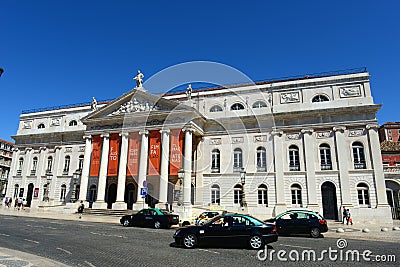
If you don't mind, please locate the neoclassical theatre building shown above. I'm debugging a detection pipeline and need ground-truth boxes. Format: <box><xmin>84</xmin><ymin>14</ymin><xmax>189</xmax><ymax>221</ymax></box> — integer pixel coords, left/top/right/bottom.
<box><xmin>6</xmin><ymin>69</ymin><xmax>392</xmax><ymax>223</ymax></box>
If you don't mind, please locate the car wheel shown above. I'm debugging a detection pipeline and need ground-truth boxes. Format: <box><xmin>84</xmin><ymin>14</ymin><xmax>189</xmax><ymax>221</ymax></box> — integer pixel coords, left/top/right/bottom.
<box><xmin>310</xmin><ymin>227</ymin><xmax>321</xmax><ymax>238</ymax></box>
<box><xmin>122</xmin><ymin>219</ymin><xmax>130</xmax><ymax>227</ymax></box>
<box><xmin>154</xmin><ymin>221</ymin><xmax>161</xmax><ymax>229</ymax></box>
<box><xmin>183</xmin><ymin>234</ymin><xmax>198</xmax><ymax>249</ymax></box>
<box><xmin>249</xmin><ymin>235</ymin><xmax>264</xmax><ymax>250</ymax></box>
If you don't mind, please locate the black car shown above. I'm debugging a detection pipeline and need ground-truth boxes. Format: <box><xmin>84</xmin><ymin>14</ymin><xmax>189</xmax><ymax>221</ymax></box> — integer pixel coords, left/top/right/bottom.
<box><xmin>173</xmin><ymin>213</ymin><xmax>278</xmax><ymax>249</ymax></box>
<box><xmin>120</xmin><ymin>208</ymin><xmax>179</xmax><ymax>229</ymax></box>
<box><xmin>265</xmin><ymin>210</ymin><xmax>328</xmax><ymax>238</ymax></box>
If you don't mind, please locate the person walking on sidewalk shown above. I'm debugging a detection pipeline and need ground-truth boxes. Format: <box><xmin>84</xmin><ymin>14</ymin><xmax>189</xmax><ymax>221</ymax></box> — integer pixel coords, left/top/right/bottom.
<box><xmin>77</xmin><ymin>200</ymin><xmax>84</xmax><ymax>219</ymax></box>
<box><xmin>345</xmin><ymin>208</ymin><xmax>353</xmax><ymax>225</ymax></box>
<box><xmin>342</xmin><ymin>206</ymin><xmax>346</xmax><ymax>224</ymax></box>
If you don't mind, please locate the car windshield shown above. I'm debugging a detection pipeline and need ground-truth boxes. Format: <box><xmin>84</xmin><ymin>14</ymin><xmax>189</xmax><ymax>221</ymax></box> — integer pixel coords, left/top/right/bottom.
<box><xmin>160</xmin><ymin>210</ymin><xmax>172</xmax><ymax>215</ymax></box>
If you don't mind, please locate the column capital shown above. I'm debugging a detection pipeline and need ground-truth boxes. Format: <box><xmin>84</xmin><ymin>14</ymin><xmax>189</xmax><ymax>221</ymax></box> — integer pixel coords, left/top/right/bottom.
<box><xmin>24</xmin><ymin>147</ymin><xmax>33</xmax><ymax>152</ymax></box>
<box><xmin>39</xmin><ymin>146</ymin><xmax>47</xmax><ymax>152</ymax></box>
<box><xmin>100</xmin><ymin>133</ymin><xmax>110</xmax><ymax>139</ymax></box>
<box><xmin>54</xmin><ymin>146</ymin><xmax>62</xmax><ymax>151</ymax></box>
<box><xmin>83</xmin><ymin>135</ymin><xmax>92</xmax><ymax>140</ymax></box>
<box><xmin>333</xmin><ymin>126</ymin><xmax>346</xmax><ymax>133</ymax></box>
<box><xmin>271</xmin><ymin>130</ymin><xmax>284</xmax><ymax>136</ymax></box>
<box><xmin>119</xmin><ymin>132</ymin><xmax>130</xmax><ymax>138</ymax></box>
<box><xmin>160</xmin><ymin>129</ymin><xmax>171</xmax><ymax>135</ymax></box>
<box><xmin>12</xmin><ymin>147</ymin><xmax>19</xmax><ymax>152</ymax></box>
<box><xmin>366</xmin><ymin>124</ymin><xmax>379</xmax><ymax>130</ymax></box>
<box><xmin>139</xmin><ymin>129</ymin><xmax>149</xmax><ymax>136</ymax></box>
<box><xmin>301</xmin><ymin>128</ymin><xmax>314</xmax><ymax>135</ymax></box>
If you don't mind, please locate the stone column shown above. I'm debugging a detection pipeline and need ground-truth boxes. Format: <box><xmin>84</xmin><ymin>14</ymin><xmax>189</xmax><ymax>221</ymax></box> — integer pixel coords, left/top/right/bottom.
<box><xmin>78</xmin><ymin>136</ymin><xmax>92</xmax><ymax>202</ymax></box>
<box><xmin>134</xmin><ymin>130</ymin><xmax>149</xmax><ymax>208</ymax></box>
<box><xmin>21</xmin><ymin>148</ymin><xmax>32</xmax><ymax>193</ymax></box>
<box><xmin>366</xmin><ymin>124</ymin><xmax>389</xmax><ymax>207</ymax></box>
<box><xmin>114</xmin><ymin>132</ymin><xmax>129</xmax><ymax>210</ymax></box>
<box><xmin>49</xmin><ymin>146</ymin><xmax>62</xmax><ymax>201</ymax></box>
<box><xmin>301</xmin><ymin>129</ymin><xmax>318</xmax><ymax>210</ymax></box>
<box><xmin>183</xmin><ymin>127</ymin><xmax>193</xmax><ymax>206</ymax></box>
<box><xmin>272</xmin><ymin>130</ymin><xmax>286</xmax><ymax>215</ymax></box>
<box><xmin>6</xmin><ymin>148</ymin><xmax>19</xmax><ymax>197</ymax></box>
<box><xmin>37</xmin><ymin>147</ymin><xmax>47</xmax><ymax>202</ymax></box>
<box><xmin>92</xmin><ymin>133</ymin><xmax>110</xmax><ymax>209</ymax></box>
<box><xmin>157</xmin><ymin>129</ymin><xmax>170</xmax><ymax>209</ymax></box>
<box><xmin>333</xmin><ymin>126</ymin><xmax>352</xmax><ymax>207</ymax></box>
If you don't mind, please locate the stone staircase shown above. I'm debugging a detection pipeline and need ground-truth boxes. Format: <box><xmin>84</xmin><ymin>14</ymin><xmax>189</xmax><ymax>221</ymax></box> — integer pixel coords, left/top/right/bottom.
<box><xmin>83</xmin><ymin>208</ymin><xmax>136</xmax><ymax>217</ymax></box>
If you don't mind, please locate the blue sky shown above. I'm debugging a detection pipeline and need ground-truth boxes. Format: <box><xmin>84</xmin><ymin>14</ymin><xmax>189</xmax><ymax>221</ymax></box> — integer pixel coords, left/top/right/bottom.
<box><xmin>1</xmin><ymin>1</ymin><xmax>399</xmax><ymax>142</ymax></box>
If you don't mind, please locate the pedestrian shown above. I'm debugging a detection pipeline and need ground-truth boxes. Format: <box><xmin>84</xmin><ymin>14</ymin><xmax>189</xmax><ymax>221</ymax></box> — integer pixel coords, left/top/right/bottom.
<box><xmin>77</xmin><ymin>200</ymin><xmax>84</xmax><ymax>219</ymax></box>
<box><xmin>17</xmin><ymin>198</ymin><xmax>23</xmax><ymax>211</ymax></box>
<box><xmin>4</xmin><ymin>197</ymin><xmax>8</xmax><ymax>208</ymax></box>
<box><xmin>22</xmin><ymin>199</ymin><xmax>27</xmax><ymax>210</ymax></box>
<box><xmin>342</xmin><ymin>206</ymin><xmax>346</xmax><ymax>224</ymax></box>
<box><xmin>345</xmin><ymin>208</ymin><xmax>353</xmax><ymax>225</ymax></box>
<box><xmin>14</xmin><ymin>198</ymin><xmax>18</xmax><ymax>210</ymax></box>
<box><xmin>8</xmin><ymin>198</ymin><xmax>12</xmax><ymax>208</ymax></box>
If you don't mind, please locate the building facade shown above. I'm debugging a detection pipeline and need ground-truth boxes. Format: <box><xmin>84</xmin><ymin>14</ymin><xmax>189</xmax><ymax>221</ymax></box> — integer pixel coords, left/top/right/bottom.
<box><xmin>6</xmin><ymin>69</ymin><xmax>392</xmax><ymax>223</ymax></box>
<box><xmin>379</xmin><ymin>122</ymin><xmax>400</xmax><ymax>219</ymax></box>
<box><xmin>0</xmin><ymin>139</ymin><xmax>14</xmax><ymax>197</ymax></box>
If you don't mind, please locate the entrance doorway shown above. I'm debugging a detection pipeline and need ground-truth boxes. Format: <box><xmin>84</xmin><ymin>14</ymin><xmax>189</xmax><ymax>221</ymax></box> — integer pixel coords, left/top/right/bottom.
<box><xmin>145</xmin><ymin>183</ymin><xmax>158</xmax><ymax>208</ymax></box>
<box><xmin>89</xmin><ymin>184</ymin><xmax>97</xmax><ymax>208</ymax></box>
<box><xmin>125</xmin><ymin>183</ymin><xmax>137</xmax><ymax>210</ymax></box>
<box><xmin>107</xmin><ymin>184</ymin><xmax>117</xmax><ymax>209</ymax></box>
<box><xmin>321</xmin><ymin>181</ymin><xmax>338</xmax><ymax>220</ymax></box>
<box><xmin>26</xmin><ymin>183</ymin><xmax>34</xmax><ymax>207</ymax></box>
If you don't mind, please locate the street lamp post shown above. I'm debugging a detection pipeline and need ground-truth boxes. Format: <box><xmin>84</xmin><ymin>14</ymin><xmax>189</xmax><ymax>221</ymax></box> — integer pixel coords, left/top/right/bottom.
<box><xmin>44</xmin><ymin>174</ymin><xmax>52</xmax><ymax>201</ymax></box>
<box><xmin>71</xmin><ymin>171</ymin><xmax>80</xmax><ymax>203</ymax></box>
<box><xmin>240</xmin><ymin>167</ymin><xmax>247</xmax><ymax>207</ymax></box>
<box><xmin>177</xmin><ymin>168</ymin><xmax>185</xmax><ymax>206</ymax></box>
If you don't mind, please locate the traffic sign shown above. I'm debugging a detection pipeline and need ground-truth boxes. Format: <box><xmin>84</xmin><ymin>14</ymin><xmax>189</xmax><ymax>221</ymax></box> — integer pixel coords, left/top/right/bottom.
<box><xmin>140</xmin><ymin>188</ymin><xmax>148</xmax><ymax>196</ymax></box>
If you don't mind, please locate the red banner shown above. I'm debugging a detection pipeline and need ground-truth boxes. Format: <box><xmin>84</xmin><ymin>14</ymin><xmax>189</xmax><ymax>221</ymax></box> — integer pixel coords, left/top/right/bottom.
<box><xmin>170</xmin><ymin>129</ymin><xmax>183</xmax><ymax>175</ymax></box>
<box><xmin>90</xmin><ymin>135</ymin><xmax>102</xmax><ymax>176</ymax></box>
<box><xmin>127</xmin><ymin>132</ymin><xmax>141</xmax><ymax>176</ymax></box>
<box><xmin>148</xmin><ymin>130</ymin><xmax>161</xmax><ymax>176</ymax></box>
<box><xmin>107</xmin><ymin>133</ymin><xmax>121</xmax><ymax>176</ymax></box>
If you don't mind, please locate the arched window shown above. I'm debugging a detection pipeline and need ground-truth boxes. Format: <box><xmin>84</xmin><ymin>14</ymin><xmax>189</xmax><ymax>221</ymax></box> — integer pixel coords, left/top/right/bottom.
<box><xmin>312</xmin><ymin>95</ymin><xmax>329</xmax><ymax>102</ymax></box>
<box><xmin>78</xmin><ymin>155</ymin><xmax>84</xmax><ymax>171</ymax></box>
<box><xmin>288</xmin><ymin>145</ymin><xmax>300</xmax><ymax>171</ymax></box>
<box><xmin>17</xmin><ymin>157</ymin><xmax>24</xmax><ymax>175</ymax></box>
<box><xmin>252</xmin><ymin>101</ymin><xmax>267</xmax><ymax>108</ymax></box>
<box><xmin>258</xmin><ymin>184</ymin><xmax>268</xmax><ymax>206</ymax></box>
<box><xmin>319</xmin><ymin>144</ymin><xmax>332</xmax><ymax>170</ymax></box>
<box><xmin>38</xmin><ymin>123</ymin><xmax>45</xmax><ymax>129</ymax></box>
<box><xmin>13</xmin><ymin>184</ymin><xmax>19</xmax><ymax>198</ymax></box>
<box><xmin>211</xmin><ymin>149</ymin><xmax>220</xmax><ymax>173</ymax></box>
<box><xmin>211</xmin><ymin>184</ymin><xmax>220</xmax><ymax>205</ymax></box>
<box><xmin>256</xmin><ymin>147</ymin><xmax>267</xmax><ymax>172</ymax></box>
<box><xmin>69</xmin><ymin>120</ymin><xmax>78</xmax><ymax>126</ymax></box>
<box><xmin>31</xmin><ymin>157</ymin><xmax>38</xmax><ymax>175</ymax></box>
<box><xmin>209</xmin><ymin>105</ymin><xmax>223</xmax><ymax>113</ymax></box>
<box><xmin>231</xmin><ymin>103</ymin><xmax>245</xmax><ymax>110</ymax></box>
<box><xmin>357</xmin><ymin>183</ymin><xmax>370</xmax><ymax>206</ymax></box>
<box><xmin>233</xmin><ymin>148</ymin><xmax>243</xmax><ymax>172</ymax></box>
<box><xmin>233</xmin><ymin>184</ymin><xmax>243</xmax><ymax>205</ymax></box>
<box><xmin>352</xmin><ymin>142</ymin><xmax>366</xmax><ymax>169</ymax></box>
<box><xmin>46</xmin><ymin>156</ymin><xmax>53</xmax><ymax>174</ymax></box>
<box><xmin>291</xmin><ymin>184</ymin><xmax>302</xmax><ymax>206</ymax></box>
<box><xmin>63</xmin><ymin>156</ymin><xmax>70</xmax><ymax>174</ymax></box>
<box><xmin>60</xmin><ymin>184</ymin><xmax>67</xmax><ymax>201</ymax></box>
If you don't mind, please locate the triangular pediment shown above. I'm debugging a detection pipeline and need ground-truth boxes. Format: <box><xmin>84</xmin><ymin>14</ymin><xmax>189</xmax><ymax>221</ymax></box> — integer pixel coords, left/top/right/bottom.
<box><xmin>82</xmin><ymin>87</ymin><xmax>196</xmax><ymax>122</ymax></box>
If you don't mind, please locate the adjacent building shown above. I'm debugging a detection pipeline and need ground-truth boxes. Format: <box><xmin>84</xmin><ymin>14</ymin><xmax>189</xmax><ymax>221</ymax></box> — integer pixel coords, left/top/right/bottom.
<box><xmin>0</xmin><ymin>139</ymin><xmax>14</xmax><ymax>197</ymax></box>
<box><xmin>6</xmin><ymin>69</ymin><xmax>392</xmax><ymax>223</ymax></box>
<box><xmin>379</xmin><ymin>122</ymin><xmax>400</xmax><ymax>219</ymax></box>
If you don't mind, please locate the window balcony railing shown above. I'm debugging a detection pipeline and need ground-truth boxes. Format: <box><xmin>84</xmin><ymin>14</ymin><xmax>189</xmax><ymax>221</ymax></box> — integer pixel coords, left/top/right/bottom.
<box><xmin>211</xmin><ymin>167</ymin><xmax>220</xmax><ymax>173</ymax></box>
<box><xmin>45</xmin><ymin>170</ymin><xmax>52</xmax><ymax>175</ymax></box>
<box><xmin>289</xmin><ymin>165</ymin><xmax>300</xmax><ymax>171</ymax></box>
<box><xmin>30</xmin><ymin>170</ymin><xmax>36</xmax><ymax>176</ymax></box>
<box><xmin>257</xmin><ymin>166</ymin><xmax>267</xmax><ymax>172</ymax></box>
<box><xmin>16</xmin><ymin>170</ymin><xmax>22</xmax><ymax>176</ymax></box>
<box><xmin>321</xmin><ymin>164</ymin><xmax>332</xmax><ymax>170</ymax></box>
<box><xmin>233</xmin><ymin>166</ymin><xmax>242</xmax><ymax>172</ymax></box>
<box><xmin>354</xmin><ymin>162</ymin><xmax>366</xmax><ymax>169</ymax></box>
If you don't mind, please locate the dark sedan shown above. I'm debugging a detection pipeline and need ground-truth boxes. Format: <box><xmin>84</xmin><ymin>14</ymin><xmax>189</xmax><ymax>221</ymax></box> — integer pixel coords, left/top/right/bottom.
<box><xmin>265</xmin><ymin>210</ymin><xmax>328</xmax><ymax>238</ymax></box>
<box><xmin>173</xmin><ymin>213</ymin><xmax>277</xmax><ymax>249</ymax></box>
<box><xmin>120</xmin><ymin>208</ymin><xmax>179</xmax><ymax>229</ymax></box>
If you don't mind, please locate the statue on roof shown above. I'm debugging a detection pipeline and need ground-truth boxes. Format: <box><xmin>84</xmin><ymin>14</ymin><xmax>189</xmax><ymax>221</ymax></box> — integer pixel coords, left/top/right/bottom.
<box><xmin>186</xmin><ymin>84</ymin><xmax>192</xmax><ymax>100</ymax></box>
<box><xmin>91</xmin><ymin>97</ymin><xmax>98</xmax><ymax>111</ymax></box>
<box><xmin>133</xmin><ymin>70</ymin><xmax>144</xmax><ymax>88</ymax></box>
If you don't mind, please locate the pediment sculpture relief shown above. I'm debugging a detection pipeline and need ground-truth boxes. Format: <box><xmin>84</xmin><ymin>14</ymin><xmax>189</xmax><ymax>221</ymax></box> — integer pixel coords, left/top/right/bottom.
<box><xmin>110</xmin><ymin>98</ymin><xmax>164</xmax><ymax>116</ymax></box>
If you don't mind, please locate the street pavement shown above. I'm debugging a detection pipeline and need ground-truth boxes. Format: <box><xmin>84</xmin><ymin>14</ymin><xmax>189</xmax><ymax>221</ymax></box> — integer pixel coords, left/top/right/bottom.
<box><xmin>0</xmin><ymin>206</ymin><xmax>400</xmax><ymax>267</ymax></box>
